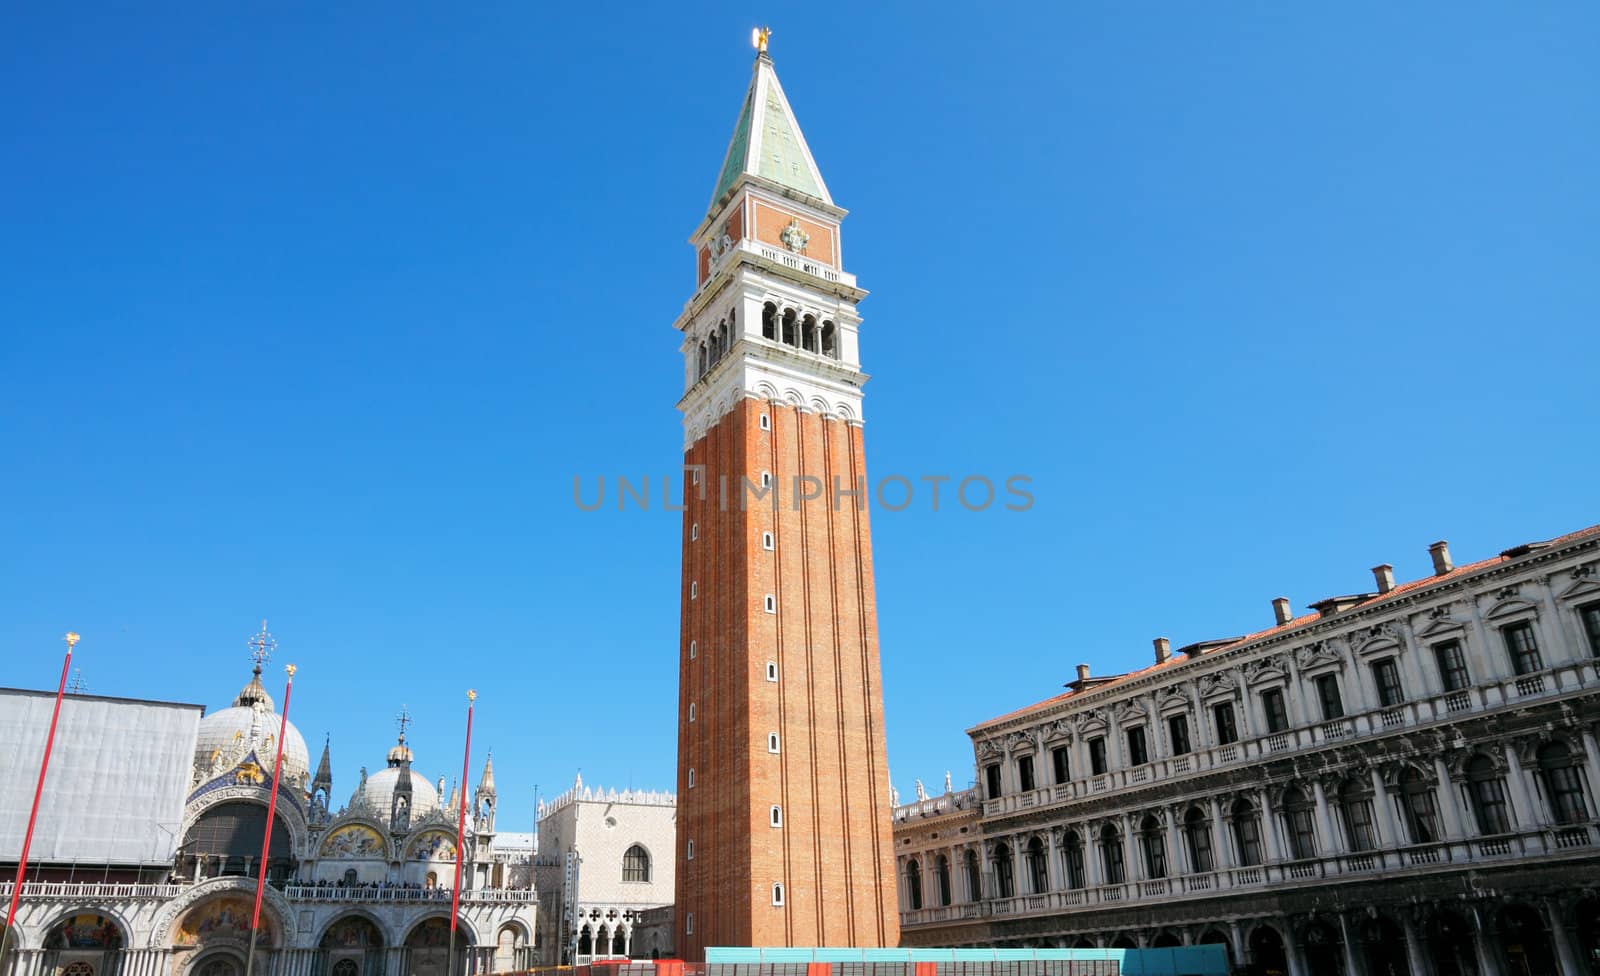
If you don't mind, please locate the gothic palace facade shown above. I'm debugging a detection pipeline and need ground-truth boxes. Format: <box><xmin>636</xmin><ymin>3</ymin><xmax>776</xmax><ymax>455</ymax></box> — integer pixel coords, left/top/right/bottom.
<box><xmin>892</xmin><ymin>526</ymin><xmax>1600</xmax><ymax>976</ymax></box>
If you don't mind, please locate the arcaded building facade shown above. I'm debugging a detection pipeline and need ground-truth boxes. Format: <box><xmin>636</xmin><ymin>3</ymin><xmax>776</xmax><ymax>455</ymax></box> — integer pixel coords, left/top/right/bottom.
<box><xmin>893</xmin><ymin>527</ymin><xmax>1600</xmax><ymax>975</ymax></box>
<box><xmin>0</xmin><ymin>641</ymin><xmax>537</xmax><ymax>976</ymax></box>
<box><xmin>672</xmin><ymin>39</ymin><xmax>898</xmax><ymax>959</ymax></box>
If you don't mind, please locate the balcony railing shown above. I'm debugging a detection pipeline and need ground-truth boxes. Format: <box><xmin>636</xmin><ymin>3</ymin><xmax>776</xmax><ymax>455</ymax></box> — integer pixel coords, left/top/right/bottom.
<box><xmin>900</xmin><ymin>823</ymin><xmax>1598</xmax><ymax>928</ymax></box>
<box><xmin>976</xmin><ymin>660</ymin><xmax>1596</xmax><ymax>820</ymax></box>
<box><xmin>0</xmin><ymin>882</ymin><xmax>186</xmax><ymax>901</ymax></box>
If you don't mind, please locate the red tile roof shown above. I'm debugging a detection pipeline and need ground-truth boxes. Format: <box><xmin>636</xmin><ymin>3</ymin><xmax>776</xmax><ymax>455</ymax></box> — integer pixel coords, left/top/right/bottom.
<box><xmin>967</xmin><ymin>524</ymin><xmax>1600</xmax><ymax>734</ymax></box>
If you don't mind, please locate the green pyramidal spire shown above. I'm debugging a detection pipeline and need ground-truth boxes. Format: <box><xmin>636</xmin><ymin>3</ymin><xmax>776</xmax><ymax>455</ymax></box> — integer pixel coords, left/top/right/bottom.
<box><xmin>708</xmin><ymin>50</ymin><xmax>832</xmax><ymax>215</ymax></box>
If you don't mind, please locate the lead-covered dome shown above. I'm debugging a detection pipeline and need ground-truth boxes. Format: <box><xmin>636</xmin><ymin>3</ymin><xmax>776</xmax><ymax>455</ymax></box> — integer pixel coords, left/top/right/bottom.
<box><xmin>349</xmin><ymin>766</ymin><xmax>441</xmax><ymax>823</ymax></box>
<box><xmin>193</xmin><ymin>665</ymin><xmax>311</xmax><ymax>788</ymax></box>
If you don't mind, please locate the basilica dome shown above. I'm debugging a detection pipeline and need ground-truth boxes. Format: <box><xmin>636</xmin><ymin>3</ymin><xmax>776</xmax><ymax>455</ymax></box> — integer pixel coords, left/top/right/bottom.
<box><xmin>349</xmin><ymin>765</ymin><xmax>441</xmax><ymax>822</ymax></box>
<box><xmin>193</xmin><ymin>666</ymin><xmax>311</xmax><ymax>788</ymax></box>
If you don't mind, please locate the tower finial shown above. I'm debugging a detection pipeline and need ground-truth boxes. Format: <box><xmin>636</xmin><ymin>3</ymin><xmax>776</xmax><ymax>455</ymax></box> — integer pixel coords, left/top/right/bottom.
<box><xmin>752</xmin><ymin>26</ymin><xmax>771</xmax><ymax>55</ymax></box>
<box><xmin>396</xmin><ymin>704</ymin><xmax>412</xmax><ymax>741</ymax></box>
<box><xmin>248</xmin><ymin>620</ymin><xmax>275</xmax><ymax>674</ymax></box>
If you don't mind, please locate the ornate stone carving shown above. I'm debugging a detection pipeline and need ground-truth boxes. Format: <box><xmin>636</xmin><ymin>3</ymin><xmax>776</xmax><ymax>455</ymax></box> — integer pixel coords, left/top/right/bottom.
<box><xmin>1295</xmin><ymin>641</ymin><xmax>1343</xmax><ymax>672</ymax></box>
<box><xmin>780</xmin><ymin>219</ymin><xmax>810</xmax><ymax>253</ymax></box>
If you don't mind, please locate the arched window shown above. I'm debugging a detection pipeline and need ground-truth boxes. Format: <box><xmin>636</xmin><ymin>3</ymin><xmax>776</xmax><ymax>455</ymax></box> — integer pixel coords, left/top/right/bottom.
<box><xmin>821</xmin><ymin>321</ymin><xmax>837</xmax><ymax>359</ymax></box>
<box><xmin>1140</xmin><ymin>815</ymin><xmax>1167</xmax><ymax>878</ymax></box>
<box><xmin>762</xmin><ymin>303</ymin><xmax>777</xmax><ymax>340</ymax></box>
<box><xmin>1184</xmin><ymin>807</ymin><xmax>1213</xmax><ymax>873</ymax></box>
<box><xmin>1467</xmin><ymin>754</ymin><xmax>1512</xmax><ymax>834</ymax></box>
<box><xmin>611</xmin><ymin>927</ymin><xmax>626</xmax><ymax>956</ymax></box>
<box><xmin>963</xmin><ymin>849</ymin><xmax>981</xmax><ymax>902</ymax></box>
<box><xmin>577</xmin><ymin>926</ymin><xmax>592</xmax><ymax>956</ymax></box>
<box><xmin>801</xmin><ymin>315</ymin><xmax>818</xmax><ymax>352</ymax></box>
<box><xmin>771</xmin><ymin>883</ymin><xmax>785</xmax><ymax>906</ymax></box>
<box><xmin>905</xmin><ymin>858</ymin><xmax>923</xmax><ymax>910</ymax></box>
<box><xmin>623</xmin><ymin>844</ymin><xmax>651</xmax><ymax>882</ymax></box>
<box><xmin>1340</xmin><ymin>779</ymin><xmax>1378</xmax><ymax>852</ymax></box>
<box><xmin>1061</xmin><ymin>831</ymin><xmax>1086</xmax><ymax>889</ymax></box>
<box><xmin>1400</xmin><ymin>768</ymin><xmax>1441</xmax><ymax>844</ymax></box>
<box><xmin>934</xmin><ymin>853</ymin><xmax>952</xmax><ymax>906</ymax></box>
<box><xmin>1025</xmin><ymin>837</ymin><xmax>1048</xmax><ymax>893</ymax></box>
<box><xmin>993</xmin><ymin>842</ymin><xmax>1015</xmax><ymax>898</ymax></box>
<box><xmin>781</xmin><ymin>309</ymin><xmax>797</xmax><ymax>346</ymax></box>
<box><xmin>1231</xmin><ymin>799</ymin><xmax>1263</xmax><ymax>866</ymax></box>
<box><xmin>697</xmin><ymin>342</ymin><xmax>707</xmax><ymax>378</ymax></box>
<box><xmin>1539</xmin><ymin>742</ymin><xmax>1590</xmax><ymax>825</ymax></box>
<box><xmin>1099</xmin><ymin>824</ymin><xmax>1125</xmax><ymax>884</ymax></box>
<box><xmin>1282</xmin><ymin>786</ymin><xmax>1317</xmax><ymax>860</ymax></box>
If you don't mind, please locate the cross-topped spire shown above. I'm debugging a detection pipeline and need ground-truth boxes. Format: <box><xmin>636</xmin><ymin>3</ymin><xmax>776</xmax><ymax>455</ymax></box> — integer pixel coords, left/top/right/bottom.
<box><xmin>396</xmin><ymin>705</ymin><xmax>412</xmax><ymax>741</ymax></box>
<box><xmin>248</xmin><ymin>620</ymin><xmax>276</xmax><ymax>673</ymax></box>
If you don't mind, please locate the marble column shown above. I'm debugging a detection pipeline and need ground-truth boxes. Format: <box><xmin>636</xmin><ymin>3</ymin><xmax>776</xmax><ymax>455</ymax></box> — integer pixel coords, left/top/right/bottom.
<box><xmin>1579</xmin><ymin>730</ymin><xmax>1600</xmax><ymax>821</ymax></box>
<box><xmin>1123</xmin><ymin>814</ymin><xmax>1142</xmax><ymax>883</ymax></box>
<box><xmin>1165</xmin><ymin>809</ymin><xmax>1184</xmax><ymax>877</ymax></box>
<box><xmin>1471</xmin><ymin>906</ymin><xmax>1503</xmax><ymax>976</ymax></box>
<box><xmin>1370</xmin><ymin>767</ymin><xmax>1403</xmax><ymax>850</ymax></box>
<box><xmin>1431</xmin><ymin>756</ymin><xmax>1466</xmax><ymax>841</ymax></box>
<box><xmin>1542</xmin><ymin>899</ymin><xmax>1583</xmax><ymax>976</ymax></box>
<box><xmin>1311</xmin><ymin>780</ymin><xmax>1338</xmax><ymax>856</ymax></box>
<box><xmin>1338</xmin><ymin>914</ymin><xmax>1367</xmax><ymax>976</ymax></box>
<box><xmin>1401</xmin><ymin>915</ymin><xmax>1429</xmax><ymax>976</ymax></box>
<box><xmin>1503</xmin><ymin>742</ymin><xmax>1545</xmax><ymax>829</ymax></box>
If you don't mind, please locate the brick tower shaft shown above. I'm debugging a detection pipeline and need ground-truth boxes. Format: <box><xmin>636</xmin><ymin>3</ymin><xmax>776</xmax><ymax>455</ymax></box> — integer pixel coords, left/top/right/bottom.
<box><xmin>673</xmin><ymin>41</ymin><xmax>899</xmax><ymax>959</ymax></box>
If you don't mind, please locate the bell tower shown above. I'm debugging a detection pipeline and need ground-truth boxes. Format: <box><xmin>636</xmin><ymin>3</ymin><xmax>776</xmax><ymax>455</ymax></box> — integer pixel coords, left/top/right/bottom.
<box><xmin>673</xmin><ymin>32</ymin><xmax>899</xmax><ymax>958</ymax></box>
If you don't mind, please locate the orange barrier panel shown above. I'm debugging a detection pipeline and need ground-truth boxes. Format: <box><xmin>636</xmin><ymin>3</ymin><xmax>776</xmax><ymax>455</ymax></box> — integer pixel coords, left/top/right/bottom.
<box><xmin>657</xmin><ymin>962</ymin><xmax>685</xmax><ymax>976</ymax></box>
<box><xmin>915</xmin><ymin>963</ymin><xmax>937</xmax><ymax>976</ymax></box>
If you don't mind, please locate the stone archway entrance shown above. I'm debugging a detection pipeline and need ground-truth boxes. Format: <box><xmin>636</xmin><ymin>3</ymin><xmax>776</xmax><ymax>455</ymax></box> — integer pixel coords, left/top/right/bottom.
<box><xmin>403</xmin><ymin>918</ymin><xmax>469</xmax><ymax>976</ymax></box>
<box><xmin>320</xmin><ymin>915</ymin><xmax>384</xmax><ymax>976</ymax></box>
<box><xmin>1248</xmin><ymin>925</ymin><xmax>1288</xmax><ymax>976</ymax></box>
<box><xmin>193</xmin><ymin>953</ymin><xmax>243</xmax><ymax>976</ymax></box>
<box><xmin>1300</xmin><ymin>920</ymin><xmax>1344</xmax><ymax>976</ymax></box>
<box><xmin>1424</xmin><ymin>910</ymin><xmax>1477</xmax><ymax>976</ymax></box>
<box><xmin>1500</xmin><ymin>904</ymin><xmax>1558</xmax><ymax>976</ymax></box>
<box><xmin>1359</xmin><ymin>917</ymin><xmax>1409</xmax><ymax>976</ymax></box>
<box><xmin>43</xmin><ymin>912</ymin><xmax>126</xmax><ymax>976</ymax></box>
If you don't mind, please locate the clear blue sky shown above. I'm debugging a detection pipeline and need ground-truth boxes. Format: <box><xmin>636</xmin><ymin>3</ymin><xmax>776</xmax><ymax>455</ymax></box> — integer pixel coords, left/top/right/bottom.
<box><xmin>3</xmin><ymin>2</ymin><xmax>1596</xmax><ymax>833</ymax></box>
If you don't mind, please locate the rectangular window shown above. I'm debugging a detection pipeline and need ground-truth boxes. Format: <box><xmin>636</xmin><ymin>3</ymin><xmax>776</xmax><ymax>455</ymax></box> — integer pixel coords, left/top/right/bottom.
<box><xmin>1286</xmin><ymin>806</ymin><xmax>1317</xmax><ymax>860</ymax></box>
<box><xmin>1342</xmin><ymin>797</ymin><xmax>1377</xmax><ymax>852</ymax></box>
<box><xmin>1315</xmin><ymin>675</ymin><xmax>1345</xmax><ymax>720</ymax></box>
<box><xmin>1470</xmin><ymin>776</ymin><xmax>1511</xmax><ymax>835</ymax></box>
<box><xmin>1261</xmin><ymin>689</ymin><xmax>1289</xmax><ymax>733</ymax></box>
<box><xmin>1125</xmin><ymin>727</ymin><xmax>1149</xmax><ymax>767</ymax></box>
<box><xmin>1434</xmin><ymin>640</ymin><xmax>1470</xmax><ymax>692</ymax></box>
<box><xmin>1102</xmin><ymin>836</ymin><xmax>1125</xmax><ymax>884</ymax></box>
<box><xmin>1065</xmin><ymin>841</ymin><xmax>1086</xmax><ymax>889</ymax></box>
<box><xmin>1017</xmin><ymin>755</ymin><xmax>1035</xmax><ymax>792</ymax></box>
<box><xmin>686</xmin><ymin>912</ymin><xmax>693</xmax><ymax>935</ymax></box>
<box><xmin>1185</xmin><ymin>817</ymin><xmax>1213</xmax><ymax>873</ymax></box>
<box><xmin>1167</xmin><ymin>715</ymin><xmax>1191</xmax><ymax>756</ymax></box>
<box><xmin>1581</xmin><ymin>603</ymin><xmax>1600</xmax><ymax>658</ymax></box>
<box><xmin>1504</xmin><ymin>622</ymin><xmax>1543</xmax><ymax>675</ymax></box>
<box><xmin>1234</xmin><ymin>815</ymin><xmax>1263</xmax><ymax>867</ymax></box>
<box><xmin>1088</xmin><ymin>737</ymin><xmax>1108</xmax><ymax>776</ymax></box>
<box><xmin>1373</xmin><ymin>658</ymin><xmax>1405</xmax><ymax>707</ymax></box>
<box><xmin>1213</xmin><ymin>703</ymin><xmax>1239</xmax><ymax>745</ymax></box>
<box><xmin>984</xmin><ymin>763</ymin><xmax>1002</xmax><ymax>799</ymax></box>
<box><xmin>1051</xmin><ymin>745</ymin><xmax>1071</xmax><ymax>784</ymax></box>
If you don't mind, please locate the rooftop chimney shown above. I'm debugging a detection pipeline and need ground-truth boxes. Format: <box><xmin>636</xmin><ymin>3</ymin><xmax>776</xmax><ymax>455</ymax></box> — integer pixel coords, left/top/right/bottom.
<box><xmin>1372</xmin><ymin>564</ymin><xmax>1395</xmax><ymax>594</ymax></box>
<box><xmin>1429</xmin><ymin>540</ymin><xmax>1453</xmax><ymax>576</ymax></box>
<box><xmin>1272</xmin><ymin>597</ymin><xmax>1293</xmax><ymax>626</ymax></box>
<box><xmin>1153</xmin><ymin>637</ymin><xmax>1171</xmax><ymax>665</ymax></box>
<box><xmin>1075</xmin><ymin>663</ymin><xmax>1091</xmax><ymax>683</ymax></box>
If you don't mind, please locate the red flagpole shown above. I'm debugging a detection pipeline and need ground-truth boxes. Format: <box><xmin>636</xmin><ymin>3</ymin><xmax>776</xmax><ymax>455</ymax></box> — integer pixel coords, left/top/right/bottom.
<box><xmin>1</xmin><ymin>633</ymin><xmax>78</xmax><ymax>972</ymax></box>
<box><xmin>448</xmin><ymin>690</ymin><xmax>476</xmax><ymax>976</ymax></box>
<box><xmin>244</xmin><ymin>663</ymin><xmax>295</xmax><ymax>976</ymax></box>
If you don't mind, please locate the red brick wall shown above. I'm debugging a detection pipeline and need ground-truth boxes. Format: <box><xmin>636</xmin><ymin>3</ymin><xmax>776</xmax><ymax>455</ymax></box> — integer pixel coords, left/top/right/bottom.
<box><xmin>676</xmin><ymin>398</ymin><xmax>899</xmax><ymax>958</ymax></box>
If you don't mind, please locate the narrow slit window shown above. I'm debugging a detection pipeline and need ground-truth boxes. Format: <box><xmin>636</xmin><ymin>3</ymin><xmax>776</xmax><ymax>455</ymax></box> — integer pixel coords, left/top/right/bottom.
<box><xmin>686</xmin><ymin>913</ymin><xmax>694</xmax><ymax>935</ymax></box>
<box><xmin>768</xmin><ymin>733</ymin><xmax>781</xmax><ymax>753</ymax></box>
<box><xmin>687</xmin><ymin>840</ymin><xmax>694</xmax><ymax>860</ymax></box>
<box><xmin>763</xmin><ymin>531</ymin><xmax>775</xmax><ymax>551</ymax></box>
<box><xmin>689</xmin><ymin>703</ymin><xmax>696</xmax><ymax>722</ymax></box>
<box><xmin>760</xmin><ymin>413</ymin><xmax>771</xmax><ymax>431</ymax></box>
<box><xmin>766</xmin><ymin>661</ymin><xmax>779</xmax><ymax>682</ymax></box>
<box><xmin>687</xmin><ymin>768</ymin><xmax>695</xmax><ymax>788</ymax></box>
<box><xmin>771</xmin><ymin>883</ymin><xmax>784</xmax><ymax>906</ymax></box>
<box><xmin>689</xmin><ymin>640</ymin><xmax>697</xmax><ymax>660</ymax></box>
<box><xmin>764</xmin><ymin>594</ymin><xmax>776</xmax><ymax>614</ymax></box>
<box><xmin>761</xmin><ymin>471</ymin><xmax>772</xmax><ymax>488</ymax></box>
<box><xmin>691</xmin><ymin>523</ymin><xmax>699</xmax><ymax>541</ymax></box>
<box><xmin>690</xmin><ymin>581</ymin><xmax>697</xmax><ymax>599</ymax></box>
<box><xmin>770</xmin><ymin>805</ymin><xmax>782</xmax><ymax>827</ymax></box>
